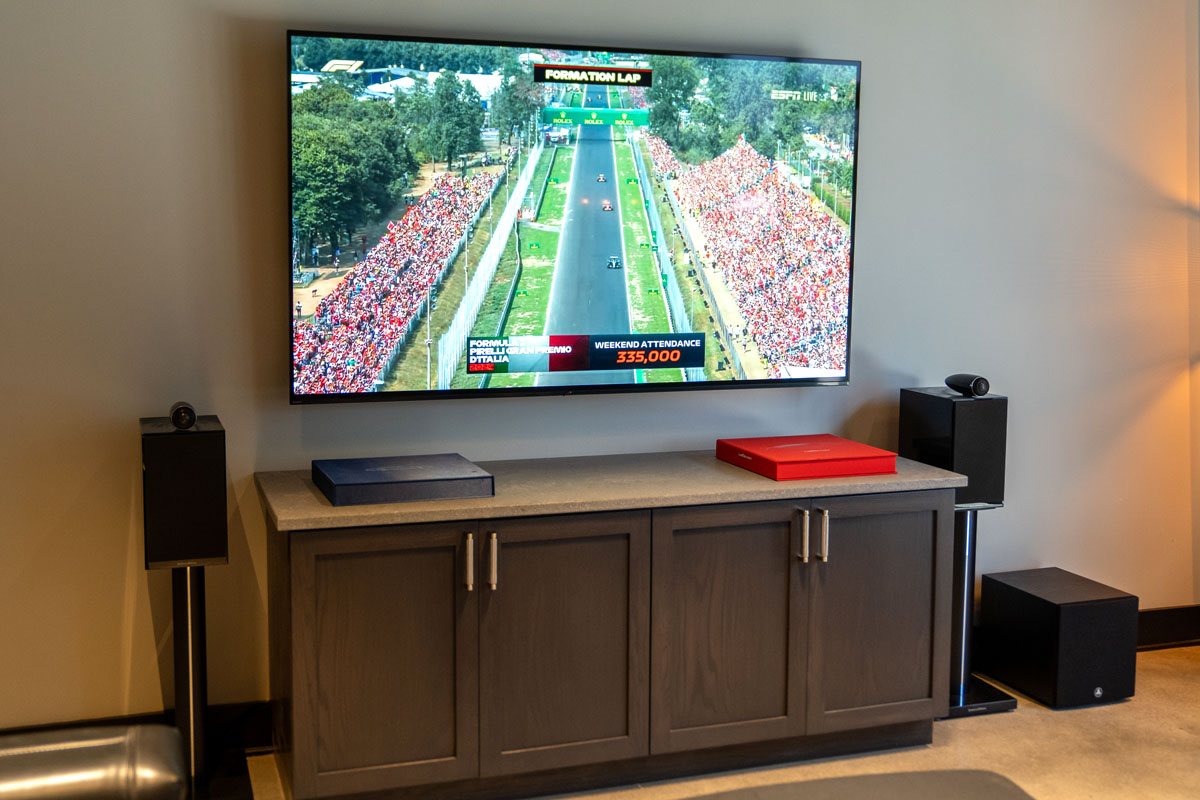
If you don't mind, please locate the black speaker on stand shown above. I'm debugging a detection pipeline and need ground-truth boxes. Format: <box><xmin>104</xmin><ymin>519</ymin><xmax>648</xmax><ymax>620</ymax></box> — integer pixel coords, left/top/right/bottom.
<box><xmin>899</xmin><ymin>379</ymin><xmax>1017</xmax><ymax>718</ymax></box>
<box><xmin>141</xmin><ymin>408</ymin><xmax>227</xmax><ymax>794</ymax></box>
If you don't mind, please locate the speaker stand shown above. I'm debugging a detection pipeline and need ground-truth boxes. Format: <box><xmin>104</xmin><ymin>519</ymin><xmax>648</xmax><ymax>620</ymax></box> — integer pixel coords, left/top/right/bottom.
<box><xmin>944</xmin><ymin>505</ymin><xmax>1017</xmax><ymax>719</ymax></box>
<box><xmin>172</xmin><ymin>565</ymin><xmax>207</xmax><ymax>793</ymax></box>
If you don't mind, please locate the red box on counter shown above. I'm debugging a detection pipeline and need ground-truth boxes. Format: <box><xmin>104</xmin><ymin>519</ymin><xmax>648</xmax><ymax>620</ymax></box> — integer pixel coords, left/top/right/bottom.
<box><xmin>716</xmin><ymin>434</ymin><xmax>897</xmax><ymax>481</ymax></box>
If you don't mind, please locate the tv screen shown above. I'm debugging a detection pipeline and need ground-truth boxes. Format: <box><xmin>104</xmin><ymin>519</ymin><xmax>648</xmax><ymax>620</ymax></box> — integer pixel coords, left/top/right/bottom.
<box><xmin>289</xmin><ymin>30</ymin><xmax>860</xmax><ymax>402</ymax></box>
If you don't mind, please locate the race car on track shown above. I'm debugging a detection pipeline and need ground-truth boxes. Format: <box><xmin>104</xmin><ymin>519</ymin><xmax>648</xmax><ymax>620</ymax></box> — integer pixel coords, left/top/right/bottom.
<box><xmin>607</xmin><ymin>256</ymin><xmax>622</xmax><ymax>269</ymax></box>
<box><xmin>601</xmin><ymin>199</ymin><xmax>613</xmax><ymax>211</ymax></box>
<box><xmin>597</xmin><ymin>173</ymin><xmax>606</xmax><ymax>182</ymax></box>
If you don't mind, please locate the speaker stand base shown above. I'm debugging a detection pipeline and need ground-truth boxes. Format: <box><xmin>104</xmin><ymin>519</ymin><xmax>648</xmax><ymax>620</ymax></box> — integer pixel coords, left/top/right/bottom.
<box><xmin>943</xmin><ymin>675</ymin><xmax>1017</xmax><ymax>719</ymax></box>
<box><xmin>172</xmin><ymin>565</ymin><xmax>207</xmax><ymax>793</ymax></box>
<box><xmin>943</xmin><ymin>507</ymin><xmax>1016</xmax><ymax>721</ymax></box>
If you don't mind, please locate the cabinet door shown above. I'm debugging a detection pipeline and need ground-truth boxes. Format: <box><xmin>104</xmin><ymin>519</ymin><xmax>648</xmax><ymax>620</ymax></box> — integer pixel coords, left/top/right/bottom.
<box><xmin>290</xmin><ymin>524</ymin><xmax>479</xmax><ymax>799</ymax></box>
<box><xmin>650</xmin><ymin>501</ymin><xmax>809</xmax><ymax>753</ymax></box>
<box><xmin>805</xmin><ymin>490</ymin><xmax>953</xmax><ymax>734</ymax></box>
<box><xmin>479</xmin><ymin>511</ymin><xmax>650</xmax><ymax>776</ymax></box>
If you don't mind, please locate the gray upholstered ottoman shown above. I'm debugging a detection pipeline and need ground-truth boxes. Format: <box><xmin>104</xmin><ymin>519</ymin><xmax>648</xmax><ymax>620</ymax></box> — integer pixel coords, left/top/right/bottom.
<box><xmin>692</xmin><ymin>770</ymin><xmax>1034</xmax><ymax>800</ymax></box>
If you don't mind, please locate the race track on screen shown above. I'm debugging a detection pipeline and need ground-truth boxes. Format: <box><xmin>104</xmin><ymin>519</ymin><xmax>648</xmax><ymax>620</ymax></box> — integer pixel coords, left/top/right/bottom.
<box><xmin>540</xmin><ymin>85</ymin><xmax>636</xmax><ymax>387</ymax></box>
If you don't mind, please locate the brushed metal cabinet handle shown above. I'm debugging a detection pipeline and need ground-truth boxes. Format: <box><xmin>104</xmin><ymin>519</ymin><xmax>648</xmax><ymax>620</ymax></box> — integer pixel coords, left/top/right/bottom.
<box><xmin>465</xmin><ymin>533</ymin><xmax>474</xmax><ymax>591</ymax></box>
<box><xmin>801</xmin><ymin>506</ymin><xmax>811</xmax><ymax>563</ymax></box>
<box><xmin>488</xmin><ymin>532</ymin><xmax>499</xmax><ymax>590</ymax></box>
<box><xmin>820</xmin><ymin>509</ymin><xmax>830</xmax><ymax>563</ymax></box>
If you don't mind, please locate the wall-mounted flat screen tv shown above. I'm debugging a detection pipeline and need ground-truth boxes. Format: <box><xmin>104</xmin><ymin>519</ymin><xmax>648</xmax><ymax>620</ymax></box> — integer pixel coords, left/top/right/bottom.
<box><xmin>290</xmin><ymin>30</ymin><xmax>860</xmax><ymax>402</ymax></box>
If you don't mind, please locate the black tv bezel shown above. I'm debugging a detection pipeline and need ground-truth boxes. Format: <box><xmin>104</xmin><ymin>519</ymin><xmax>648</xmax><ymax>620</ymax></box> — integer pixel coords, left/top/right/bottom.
<box><xmin>288</xmin><ymin>28</ymin><xmax>861</xmax><ymax>405</ymax></box>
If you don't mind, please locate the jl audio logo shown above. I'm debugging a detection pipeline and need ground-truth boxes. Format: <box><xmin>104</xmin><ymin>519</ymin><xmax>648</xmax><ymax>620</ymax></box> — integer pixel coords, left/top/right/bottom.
<box><xmin>321</xmin><ymin>59</ymin><xmax>364</xmax><ymax>73</ymax></box>
<box><xmin>1093</xmin><ymin>686</ymin><xmax>1104</xmax><ymax>699</ymax></box>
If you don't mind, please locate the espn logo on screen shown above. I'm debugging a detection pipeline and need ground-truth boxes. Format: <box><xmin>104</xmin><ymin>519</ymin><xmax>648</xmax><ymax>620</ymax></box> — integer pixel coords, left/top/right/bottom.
<box><xmin>321</xmin><ymin>59</ymin><xmax>363</xmax><ymax>73</ymax></box>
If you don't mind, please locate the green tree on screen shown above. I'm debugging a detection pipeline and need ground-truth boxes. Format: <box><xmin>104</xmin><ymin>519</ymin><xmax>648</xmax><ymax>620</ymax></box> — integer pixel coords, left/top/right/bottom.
<box><xmin>291</xmin><ymin>116</ymin><xmax>364</xmax><ymax>254</ymax></box>
<box><xmin>428</xmin><ymin>72</ymin><xmax>485</xmax><ymax>173</ymax></box>
<box><xmin>491</xmin><ymin>67</ymin><xmax>543</xmax><ymax>145</ymax></box>
<box><xmin>290</xmin><ymin>80</ymin><xmax>417</xmax><ymax>254</ymax></box>
<box><xmin>646</xmin><ymin>56</ymin><xmax>700</xmax><ymax>148</ymax></box>
<box><xmin>393</xmin><ymin>76</ymin><xmax>434</xmax><ymax>161</ymax></box>
<box><xmin>772</xmin><ymin>98</ymin><xmax>812</xmax><ymax>158</ymax></box>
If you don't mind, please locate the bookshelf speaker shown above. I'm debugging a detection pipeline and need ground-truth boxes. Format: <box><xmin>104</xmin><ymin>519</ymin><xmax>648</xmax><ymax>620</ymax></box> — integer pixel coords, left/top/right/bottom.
<box><xmin>898</xmin><ymin>387</ymin><xmax>1007</xmax><ymax>505</ymax></box>
<box><xmin>140</xmin><ymin>415</ymin><xmax>228</xmax><ymax>569</ymax></box>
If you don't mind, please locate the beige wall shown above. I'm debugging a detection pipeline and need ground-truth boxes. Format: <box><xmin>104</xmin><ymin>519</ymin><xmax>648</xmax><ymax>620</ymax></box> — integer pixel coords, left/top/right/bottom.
<box><xmin>0</xmin><ymin>0</ymin><xmax>1196</xmax><ymax>730</ymax></box>
<box><xmin>1188</xmin><ymin>1</ymin><xmax>1200</xmax><ymax>605</ymax></box>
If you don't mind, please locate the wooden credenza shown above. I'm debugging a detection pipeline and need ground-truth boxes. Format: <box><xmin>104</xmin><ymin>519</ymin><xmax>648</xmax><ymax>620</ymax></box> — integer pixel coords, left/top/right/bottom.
<box><xmin>257</xmin><ymin>451</ymin><xmax>964</xmax><ymax>800</ymax></box>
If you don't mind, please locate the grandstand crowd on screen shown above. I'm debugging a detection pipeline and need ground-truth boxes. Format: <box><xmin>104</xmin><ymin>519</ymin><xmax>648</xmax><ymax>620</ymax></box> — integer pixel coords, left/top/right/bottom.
<box><xmin>646</xmin><ymin>135</ymin><xmax>850</xmax><ymax>376</ymax></box>
<box><xmin>292</xmin><ymin>166</ymin><xmax>504</xmax><ymax>394</ymax></box>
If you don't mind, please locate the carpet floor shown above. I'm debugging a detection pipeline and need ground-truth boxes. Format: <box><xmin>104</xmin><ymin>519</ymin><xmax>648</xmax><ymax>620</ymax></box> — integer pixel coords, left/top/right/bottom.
<box><xmin>247</xmin><ymin>646</ymin><xmax>1200</xmax><ymax>800</ymax></box>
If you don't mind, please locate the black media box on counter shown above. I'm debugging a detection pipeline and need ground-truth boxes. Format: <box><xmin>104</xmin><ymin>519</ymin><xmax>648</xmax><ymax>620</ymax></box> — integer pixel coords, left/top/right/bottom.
<box><xmin>312</xmin><ymin>453</ymin><xmax>495</xmax><ymax>506</ymax></box>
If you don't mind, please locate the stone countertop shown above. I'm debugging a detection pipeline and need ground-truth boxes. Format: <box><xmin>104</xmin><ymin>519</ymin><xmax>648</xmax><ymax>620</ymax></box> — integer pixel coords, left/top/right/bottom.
<box><xmin>256</xmin><ymin>450</ymin><xmax>966</xmax><ymax>532</ymax></box>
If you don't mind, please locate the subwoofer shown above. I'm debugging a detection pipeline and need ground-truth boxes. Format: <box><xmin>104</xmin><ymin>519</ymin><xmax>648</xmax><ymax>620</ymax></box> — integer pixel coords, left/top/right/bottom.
<box><xmin>898</xmin><ymin>387</ymin><xmax>1007</xmax><ymax>505</ymax></box>
<box><xmin>140</xmin><ymin>415</ymin><xmax>228</xmax><ymax>569</ymax></box>
<box><xmin>976</xmin><ymin>567</ymin><xmax>1138</xmax><ymax>707</ymax></box>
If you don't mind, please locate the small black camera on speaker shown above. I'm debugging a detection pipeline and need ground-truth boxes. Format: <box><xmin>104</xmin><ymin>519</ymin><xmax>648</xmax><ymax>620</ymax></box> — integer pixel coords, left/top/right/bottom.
<box><xmin>944</xmin><ymin>373</ymin><xmax>989</xmax><ymax>397</ymax></box>
<box><xmin>169</xmin><ymin>401</ymin><xmax>197</xmax><ymax>430</ymax></box>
